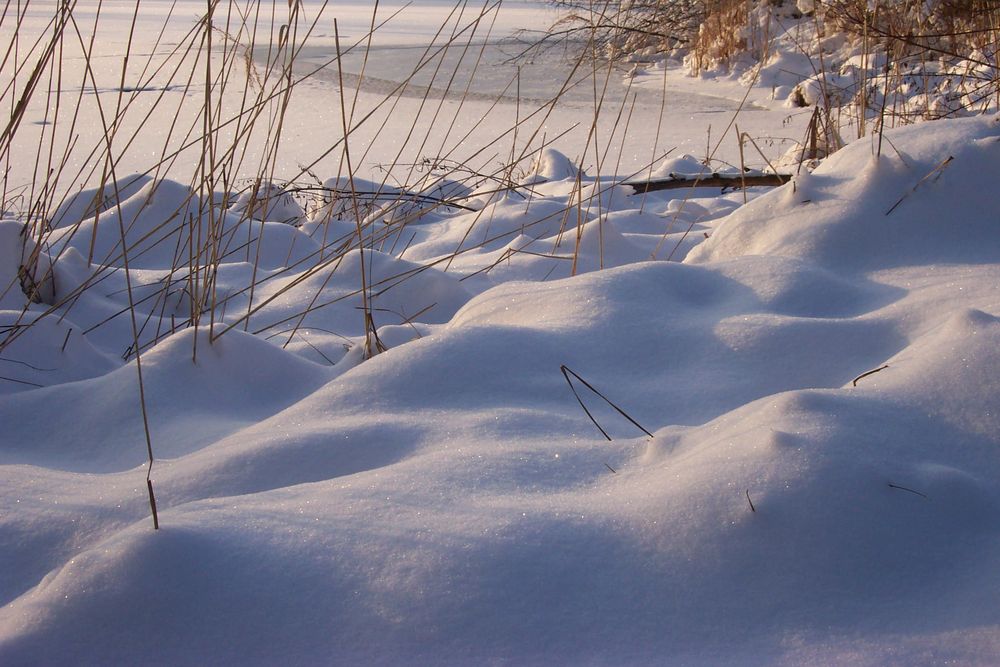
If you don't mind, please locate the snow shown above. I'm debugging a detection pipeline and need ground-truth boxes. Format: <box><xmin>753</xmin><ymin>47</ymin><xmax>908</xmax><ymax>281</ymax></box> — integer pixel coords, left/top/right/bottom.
<box><xmin>2</xmin><ymin>1</ymin><xmax>1000</xmax><ymax>665</ymax></box>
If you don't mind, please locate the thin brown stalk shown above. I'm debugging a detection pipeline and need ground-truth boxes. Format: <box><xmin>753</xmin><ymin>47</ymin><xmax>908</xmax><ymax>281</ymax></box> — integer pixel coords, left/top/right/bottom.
<box><xmin>334</xmin><ymin>19</ymin><xmax>374</xmax><ymax>358</ymax></box>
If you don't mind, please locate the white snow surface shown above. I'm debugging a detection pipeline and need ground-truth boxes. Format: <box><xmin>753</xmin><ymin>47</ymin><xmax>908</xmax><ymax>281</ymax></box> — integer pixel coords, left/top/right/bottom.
<box><xmin>2</xmin><ymin>3</ymin><xmax>1000</xmax><ymax>666</ymax></box>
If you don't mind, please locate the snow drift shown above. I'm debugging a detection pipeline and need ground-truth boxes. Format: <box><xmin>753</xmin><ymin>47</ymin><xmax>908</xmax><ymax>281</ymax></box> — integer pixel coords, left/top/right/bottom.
<box><xmin>1</xmin><ymin>107</ymin><xmax>999</xmax><ymax>665</ymax></box>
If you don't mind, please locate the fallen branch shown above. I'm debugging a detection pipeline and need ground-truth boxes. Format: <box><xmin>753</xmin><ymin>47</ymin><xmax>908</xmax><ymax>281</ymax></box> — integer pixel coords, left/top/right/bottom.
<box><xmin>284</xmin><ymin>186</ymin><xmax>478</xmax><ymax>212</ymax></box>
<box><xmin>621</xmin><ymin>172</ymin><xmax>792</xmax><ymax>193</ymax></box>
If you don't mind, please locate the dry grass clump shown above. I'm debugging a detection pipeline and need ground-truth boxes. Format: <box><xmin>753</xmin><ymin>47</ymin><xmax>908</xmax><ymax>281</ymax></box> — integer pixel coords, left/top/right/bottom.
<box><xmin>823</xmin><ymin>0</ymin><xmax>1000</xmax><ymax>57</ymax></box>
<box><xmin>535</xmin><ymin>1</ymin><xmax>773</xmax><ymax>70</ymax></box>
<box><xmin>536</xmin><ymin>0</ymin><xmax>707</xmax><ymax>61</ymax></box>
<box><xmin>688</xmin><ymin>0</ymin><xmax>756</xmax><ymax>74</ymax></box>
<box><xmin>821</xmin><ymin>0</ymin><xmax>1000</xmax><ymax>120</ymax></box>
<box><xmin>694</xmin><ymin>0</ymin><xmax>1000</xmax><ymax>75</ymax></box>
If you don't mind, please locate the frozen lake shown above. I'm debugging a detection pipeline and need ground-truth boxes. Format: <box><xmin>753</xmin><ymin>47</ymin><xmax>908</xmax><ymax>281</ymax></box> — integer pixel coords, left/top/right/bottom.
<box><xmin>291</xmin><ymin>40</ymin><xmax>746</xmax><ymax>114</ymax></box>
<box><xmin>257</xmin><ymin>0</ymin><xmax>775</xmax><ymax>184</ymax></box>
<box><xmin>284</xmin><ymin>0</ymin><xmax>766</xmax><ymax>114</ymax></box>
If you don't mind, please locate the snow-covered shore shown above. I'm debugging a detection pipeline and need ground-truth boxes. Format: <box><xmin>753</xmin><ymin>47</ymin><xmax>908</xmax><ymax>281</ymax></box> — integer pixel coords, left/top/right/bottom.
<box><xmin>2</xmin><ymin>2</ymin><xmax>999</xmax><ymax>664</ymax></box>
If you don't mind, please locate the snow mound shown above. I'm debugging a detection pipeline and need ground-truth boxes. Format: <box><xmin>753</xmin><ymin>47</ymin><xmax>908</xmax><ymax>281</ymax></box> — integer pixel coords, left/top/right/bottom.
<box><xmin>228</xmin><ymin>181</ymin><xmax>306</xmax><ymax>224</ymax></box>
<box><xmin>688</xmin><ymin>115</ymin><xmax>1000</xmax><ymax>269</ymax></box>
<box><xmin>0</xmin><ymin>328</ymin><xmax>331</xmax><ymax>472</ymax></box>
<box><xmin>2</xmin><ymin>116</ymin><xmax>1000</xmax><ymax>664</ymax></box>
<box><xmin>48</xmin><ymin>179</ymin><xmax>320</xmax><ymax>271</ymax></box>
<box><xmin>527</xmin><ymin>147</ymin><xmax>581</xmax><ymax>182</ymax></box>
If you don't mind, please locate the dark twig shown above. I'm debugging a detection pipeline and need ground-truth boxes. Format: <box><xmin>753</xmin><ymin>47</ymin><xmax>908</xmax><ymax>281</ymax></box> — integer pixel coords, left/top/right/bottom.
<box><xmin>604</xmin><ymin>462</ymin><xmax>617</xmax><ymax>474</ymax></box>
<box><xmin>293</xmin><ymin>333</ymin><xmax>338</xmax><ymax>366</ymax></box>
<box><xmin>746</xmin><ymin>489</ymin><xmax>756</xmax><ymax>513</ymax></box>
<box><xmin>885</xmin><ymin>156</ymin><xmax>954</xmax><ymax>216</ymax></box>
<box><xmin>0</xmin><ymin>374</ymin><xmax>43</xmax><ymax>388</ymax></box>
<box><xmin>0</xmin><ymin>324</ymin><xmax>30</xmax><ymax>335</ymax></box>
<box><xmin>560</xmin><ymin>364</ymin><xmax>654</xmax><ymax>440</ymax></box>
<box><xmin>852</xmin><ymin>364</ymin><xmax>889</xmax><ymax>387</ymax></box>
<box><xmin>147</xmin><ymin>479</ymin><xmax>160</xmax><ymax>529</ymax></box>
<box><xmin>562</xmin><ymin>365</ymin><xmax>611</xmax><ymax>440</ymax></box>
<box><xmin>0</xmin><ymin>357</ymin><xmax>56</xmax><ymax>372</ymax></box>
<box><xmin>888</xmin><ymin>482</ymin><xmax>929</xmax><ymax>499</ymax></box>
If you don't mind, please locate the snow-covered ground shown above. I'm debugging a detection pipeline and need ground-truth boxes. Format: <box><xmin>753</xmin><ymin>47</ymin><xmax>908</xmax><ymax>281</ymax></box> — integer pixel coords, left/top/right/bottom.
<box><xmin>2</xmin><ymin>2</ymin><xmax>999</xmax><ymax>665</ymax></box>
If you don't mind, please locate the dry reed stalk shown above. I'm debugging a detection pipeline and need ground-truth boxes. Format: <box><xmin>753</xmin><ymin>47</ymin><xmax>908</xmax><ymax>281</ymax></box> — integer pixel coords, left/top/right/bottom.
<box><xmin>72</xmin><ymin>0</ymin><xmax>162</xmax><ymax>530</ymax></box>
<box><xmin>336</xmin><ymin>19</ymin><xmax>374</xmax><ymax>357</ymax></box>
<box><xmin>560</xmin><ymin>364</ymin><xmax>653</xmax><ymax>440</ymax></box>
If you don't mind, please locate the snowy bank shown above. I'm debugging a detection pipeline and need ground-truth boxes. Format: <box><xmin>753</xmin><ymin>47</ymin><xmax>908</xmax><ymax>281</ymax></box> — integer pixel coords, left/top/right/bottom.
<box><xmin>2</xmin><ymin>93</ymin><xmax>999</xmax><ymax>665</ymax></box>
